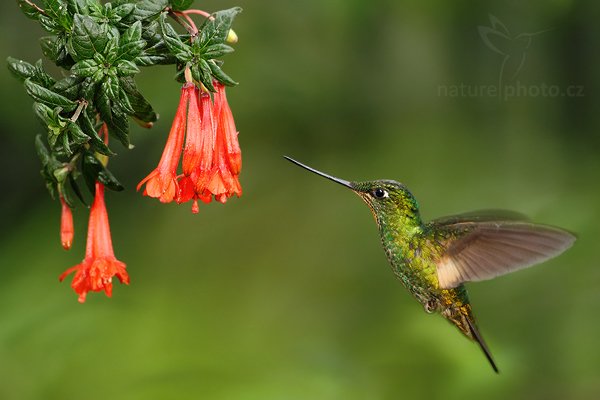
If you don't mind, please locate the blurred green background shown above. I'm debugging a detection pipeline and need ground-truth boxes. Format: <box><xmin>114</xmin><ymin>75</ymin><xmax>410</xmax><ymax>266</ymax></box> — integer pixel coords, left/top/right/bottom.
<box><xmin>1</xmin><ymin>0</ymin><xmax>599</xmax><ymax>399</ymax></box>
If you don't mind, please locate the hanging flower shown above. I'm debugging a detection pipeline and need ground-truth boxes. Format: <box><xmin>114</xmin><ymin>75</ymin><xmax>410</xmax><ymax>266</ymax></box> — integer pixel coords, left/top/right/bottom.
<box><xmin>177</xmin><ymin>81</ymin><xmax>242</xmax><ymax>209</ymax></box>
<box><xmin>59</xmin><ymin>182</ymin><xmax>129</xmax><ymax>303</ymax></box>
<box><xmin>137</xmin><ymin>83</ymin><xmax>195</xmax><ymax>203</ymax></box>
<box><xmin>142</xmin><ymin>76</ymin><xmax>243</xmax><ymax>213</ymax></box>
<box><xmin>60</xmin><ymin>196</ymin><xmax>74</xmax><ymax>250</ymax></box>
<box><xmin>177</xmin><ymin>91</ymin><xmax>216</xmax><ymax>212</ymax></box>
<box><xmin>205</xmin><ymin>81</ymin><xmax>242</xmax><ymax>203</ymax></box>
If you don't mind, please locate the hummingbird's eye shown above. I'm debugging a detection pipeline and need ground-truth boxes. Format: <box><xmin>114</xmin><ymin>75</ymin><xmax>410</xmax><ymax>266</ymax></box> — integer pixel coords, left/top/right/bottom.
<box><xmin>372</xmin><ymin>188</ymin><xmax>388</xmax><ymax>199</ymax></box>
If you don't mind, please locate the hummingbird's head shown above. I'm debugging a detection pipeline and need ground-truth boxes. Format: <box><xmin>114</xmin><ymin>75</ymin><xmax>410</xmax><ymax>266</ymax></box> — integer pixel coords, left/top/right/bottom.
<box><xmin>351</xmin><ymin>180</ymin><xmax>421</xmax><ymax>227</ymax></box>
<box><xmin>284</xmin><ymin>157</ymin><xmax>422</xmax><ymax>228</ymax></box>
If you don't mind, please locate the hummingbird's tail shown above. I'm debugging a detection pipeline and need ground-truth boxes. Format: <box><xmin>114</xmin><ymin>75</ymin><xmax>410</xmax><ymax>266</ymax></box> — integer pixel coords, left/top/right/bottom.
<box><xmin>464</xmin><ymin>315</ymin><xmax>499</xmax><ymax>373</ymax></box>
<box><xmin>442</xmin><ymin>302</ymin><xmax>499</xmax><ymax>373</ymax></box>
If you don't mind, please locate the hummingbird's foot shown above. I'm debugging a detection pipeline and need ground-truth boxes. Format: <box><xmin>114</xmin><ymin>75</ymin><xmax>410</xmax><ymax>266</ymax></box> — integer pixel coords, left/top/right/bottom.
<box><xmin>424</xmin><ymin>299</ymin><xmax>439</xmax><ymax>314</ymax></box>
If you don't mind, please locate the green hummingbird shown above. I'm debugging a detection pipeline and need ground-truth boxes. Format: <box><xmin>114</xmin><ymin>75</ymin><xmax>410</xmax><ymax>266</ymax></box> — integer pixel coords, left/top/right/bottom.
<box><xmin>285</xmin><ymin>156</ymin><xmax>575</xmax><ymax>373</ymax></box>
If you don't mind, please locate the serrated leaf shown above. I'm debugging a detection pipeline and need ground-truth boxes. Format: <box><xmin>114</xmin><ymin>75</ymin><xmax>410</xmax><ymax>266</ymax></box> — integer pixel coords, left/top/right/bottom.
<box><xmin>68</xmin><ymin>173</ymin><xmax>87</xmax><ymax>206</ymax></box>
<box><xmin>202</xmin><ymin>43</ymin><xmax>234</xmax><ymax>59</ymax></box>
<box><xmin>40</xmin><ymin>34</ymin><xmax>74</xmax><ymax>68</ymax></box>
<box><xmin>101</xmin><ymin>76</ymin><xmax>120</xmax><ymax>102</ymax></box>
<box><xmin>44</xmin><ymin>0</ymin><xmax>72</xmax><ymax>30</ymax></box>
<box><xmin>199</xmin><ymin>7</ymin><xmax>242</xmax><ymax>48</ymax></box>
<box><xmin>17</xmin><ymin>0</ymin><xmax>42</xmax><ymax>20</ymax></box>
<box><xmin>120</xmin><ymin>76</ymin><xmax>157</xmax><ymax>123</ymax></box>
<box><xmin>53</xmin><ymin>75</ymin><xmax>84</xmax><ymax>99</ymax></box>
<box><xmin>71</xmin><ymin>59</ymin><xmax>100</xmax><ymax>77</ymax></box>
<box><xmin>33</xmin><ymin>102</ymin><xmax>57</xmax><ymax>126</ymax></box>
<box><xmin>193</xmin><ymin>59</ymin><xmax>215</xmax><ymax>92</ymax></box>
<box><xmin>115</xmin><ymin>60</ymin><xmax>140</xmax><ymax>76</ymax></box>
<box><xmin>208</xmin><ymin>60</ymin><xmax>238</xmax><ymax>86</ymax></box>
<box><xmin>170</xmin><ymin>0</ymin><xmax>194</xmax><ymax>11</ymax></box>
<box><xmin>121</xmin><ymin>20</ymin><xmax>142</xmax><ymax>43</ymax></box>
<box><xmin>68</xmin><ymin>122</ymin><xmax>91</xmax><ymax>145</ymax></box>
<box><xmin>135</xmin><ymin>53</ymin><xmax>174</xmax><ymax>66</ymax></box>
<box><xmin>68</xmin><ymin>14</ymin><xmax>109</xmax><ymax>60</ymax></box>
<box><xmin>79</xmin><ymin>111</ymin><xmax>114</xmax><ymax>156</ymax></box>
<box><xmin>82</xmin><ymin>152</ymin><xmax>124</xmax><ymax>192</ymax></box>
<box><xmin>106</xmin><ymin>107</ymin><xmax>130</xmax><ymax>147</ymax></box>
<box><xmin>95</xmin><ymin>87</ymin><xmax>130</xmax><ymax>147</ymax></box>
<box><xmin>25</xmin><ymin>79</ymin><xmax>78</xmax><ymax>111</ymax></box>
<box><xmin>39</xmin><ymin>15</ymin><xmax>61</xmax><ymax>34</ymax></box>
<box><xmin>133</xmin><ymin>0</ymin><xmax>168</xmax><ymax>20</ymax></box>
<box><xmin>104</xmin><ymin>35</ymin><xmax>120</xmax><ymax>63</ymax></box>
<box><xmin>35</xmin><ymin>134</ymin><xmax>51</xmax><ymax>166</ymax></box>
<box><xmin>6</xmin><ymin>57</ymin><xmax>37</xmax><ymax>81</ymax></box>
<box><xmin>159</xmin><ymin>14</ymin><xmax>192</xmax><ymax>62</ymax></box>
<box><xmin>33</xmin><ymin>60</ymin><xmax>56</xmax><ymax>87</ymax></box>
<box><xmin>118</xmin><ymin>20</ymin><xmax>146</xmax><ymax>60</ymax></box>
<box><xmin>114</xmin><ymin>3</ymin><xmax>135</xmax><ymax>18</ymax></box>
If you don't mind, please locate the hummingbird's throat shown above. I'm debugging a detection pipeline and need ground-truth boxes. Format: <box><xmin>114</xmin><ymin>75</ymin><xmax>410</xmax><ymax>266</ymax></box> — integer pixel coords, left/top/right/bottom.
<box><xmin>356</xmin><ymin>193</ymin><xmax>381</xmax><ymax>228</ymax></box>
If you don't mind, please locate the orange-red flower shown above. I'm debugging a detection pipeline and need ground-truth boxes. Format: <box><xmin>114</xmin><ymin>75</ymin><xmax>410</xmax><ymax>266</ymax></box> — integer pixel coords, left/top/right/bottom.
<box><xmin>140</xmin><ymin>79</ymin><xmax>242</xmax><ymax>213</ymax></box>
<box><xmin>59</xmin><ymin>182</ymin><xmax>129</xmax><ymax>303</ymax></box>
<box><xmin>204</xmin><ymin>81</ymin><xmax>242</xmax><ymax>204</ymax></box>
<box><xmin>60</xmin><ymin>196</ymin><xmax>74</xmax><ymax>250</ymax></box>
<box><xmin>137</xmin><ymin>83</ymin><xmax>195</xmax><ymax>203</ymax></box>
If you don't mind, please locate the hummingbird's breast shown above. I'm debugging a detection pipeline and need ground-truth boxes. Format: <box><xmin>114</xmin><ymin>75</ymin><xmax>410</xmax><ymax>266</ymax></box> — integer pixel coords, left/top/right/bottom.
<box><xmin>379</xmin><ymin>226</ymin><xmax>446</xmax><ymax>307</ymax></box>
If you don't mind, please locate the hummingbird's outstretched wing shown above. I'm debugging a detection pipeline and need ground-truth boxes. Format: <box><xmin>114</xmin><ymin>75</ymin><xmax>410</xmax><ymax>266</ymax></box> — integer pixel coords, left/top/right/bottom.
<box><xmin>427</xmin><ymin>211</ymin><xmax>575</xmax><ymax>289</ymax></box>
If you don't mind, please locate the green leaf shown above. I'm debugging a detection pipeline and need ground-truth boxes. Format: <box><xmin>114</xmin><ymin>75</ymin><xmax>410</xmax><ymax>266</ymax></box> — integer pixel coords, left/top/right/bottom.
<box><xmin>95</xmin><ymin>86</ymin><xmax>130</xmax><ymax>147</ymax></box>
<box><xmin>40</xmin><ymin>34</ymin><xmax>74</xmax><ymax>68</ymax></box>
<box><xmin>169</xmin><ymin>0</ymin><xmax>194</xmax><ymax>11</ymax></box>
<box><xmin>7</xmin><ymin>58</ymin><xmax>55</xmax><ymax>87</ymax></box>
<box><xmin>134</xmin><ymin>0</ymin><xmax>168</xmax><ymax>20</ymax></box>
<box><xmin>135</xmin><ymin>53</ymin><xmax>174</xmax><ymax>66</ymax></box>
<box><xmin>53</xmin><ymin>75</ymin><xmax>84</xmax><ymax>99</ymax></box>
<box><xmin>79</xmin><ymin>110</ymin><xmax>114</xmax><ymax>156</ymax></box>
<box><xmin>159</xmin><ymin>14</ymin><xmax>192</xmax><ymax>62</ymax></box>
<box><xmin>82</xmin><ymin>152</ymin><xmax>124</xmax><ymax>192</ymax></box>
<box><xmin>39</xmin><ymin>15</ymin><xmax>60</xmax><ymax>34</ymax></box>
<box><xmin>118</xmin><ymin>21</ymin><xmax>146</xmax><ymax>60</ymax></box>
<box><xmin>208</xmin><ymin>60</ymin><xmax>238</xmax><ymax>86</ymax></box>
<box><xmin>115</xmin><ymin>60</ymin><xmax>140</xmax><ymax>76</ymax></box>
<box><xmin>68</xmin><ymin>173</ymin><xmax>87</xmax><ymax>206</ymax></box>
<box><xmin>32</xmin><ymin>102</ymin><xmax>59</xmax><ymax>126</ymax></box>
<box><xmin>35</xmin><ymin>134</ymin><xmax>51</xmax><ymax>166</ymax></box>
<box><xmin>68</xmin><ymin>121</ymin><xmax>92</xmax><ymax>146</ymax></box>
<box><xmin>71</xmin><ymin>59</ymin><xmax>100</xmax><ymax>77</ymax></box>
<box><xmin>192</xmin><ymin>60</ymin><xmax>215</xmax><ymax>92</ymax></box>
<box><xmin>113</xmin><ymin>3</ymin><xmax>135</xmax><ymax>19</ymax></box>
<box><xmin>17</xmin><ymin>0</ymin><xmax>42</xmax><ymax>20</ymax></box>
<box><xmin>202</xmin><ymin>43</ymin><xmax>235</xmax><ymax>59</ymax></box>
<box><xmin>25</xmin><ymin>79</ymin><xmax>78</xmax><ymax>112</ymax></box>
<box><xmin>7</xmin><ymin>57</ymin><xmax>37</xmax><ymax>81</ymax></box>
<box><xmin>199</xmin><ymin>7</ymin><xmax>242</xmax><ymax>48</ymax></box>
<box><xmin>44</xmin><ymin>0</ymin><xmax>72</xmax><ymax>30</ymax></box>
<box><xmin>35</xmin><ymin>134</ymin><xmax>61</xmax><ymax>198</ymax></box>
<box><xmin>120</xmin><ymin>76</ymin><xmax>157</xmax><ymax>123</ymax></box>
<box><xmin>68</xmin><ymin>14</ymin><xmax>109</xmax><ymax>61</ymax></box>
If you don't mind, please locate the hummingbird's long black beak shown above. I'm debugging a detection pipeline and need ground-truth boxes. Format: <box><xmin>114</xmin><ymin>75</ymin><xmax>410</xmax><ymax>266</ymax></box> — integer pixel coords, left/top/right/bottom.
<box><xmin>284</xmin><ymin>156</ymin><xmax>354</xmax><ymax>189</ymax></box>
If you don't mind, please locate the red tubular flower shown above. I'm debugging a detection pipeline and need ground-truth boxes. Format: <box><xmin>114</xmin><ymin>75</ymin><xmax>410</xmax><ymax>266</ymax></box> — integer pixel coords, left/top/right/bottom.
<box><xmin>205</xmin><ymin>82</ymin><xmax>242</xmax><ymax>203</ymax></box>
<box><xmin>177</xmin><ymin>91</ymin><xmax>216</xmax><ymax>212</ymax></box>
<box><xmin>137</xmin><ymin>83</ymin><xmax>195</xmax><ymax>203</ymax></box>
<box><xmin>142</xmin><ymin>79</ymin><xmax>242</xmax><ymax>212</ymax></box>
<box><xmin>214</xmin><ymin>82</ymin><xmax>242</xmax><ymax>175</ymax></box>
<box><xmin>60</xmin><ymin>196</ymin><xmax>74</xmax><ymax>250</ymax></box>
<box><xmin>59</xmin><ymin>182</ymin><xmax>129</xmax><ymax>303</ymax></box>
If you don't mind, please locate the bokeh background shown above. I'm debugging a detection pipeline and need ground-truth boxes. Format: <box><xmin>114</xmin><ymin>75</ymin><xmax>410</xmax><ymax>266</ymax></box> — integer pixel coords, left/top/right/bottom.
<box><xmin>1</xmin><ymin>1</ymin><xmax>599</xmax><ymax>399</ymax></box>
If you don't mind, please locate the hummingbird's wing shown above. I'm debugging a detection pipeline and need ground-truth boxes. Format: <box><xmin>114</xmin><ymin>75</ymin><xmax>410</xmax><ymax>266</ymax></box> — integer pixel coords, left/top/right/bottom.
<box><xmin>427</xmin><ymin>212</ymin><xmax>575</xmax><ymax>289</ymax></box>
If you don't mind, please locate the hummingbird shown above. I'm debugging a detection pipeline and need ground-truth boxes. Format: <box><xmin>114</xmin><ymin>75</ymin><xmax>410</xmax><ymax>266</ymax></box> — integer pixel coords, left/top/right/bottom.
<box><xmin>284</xmin><ymin>156</ymin><xmax>575</xmax><ymax>373</ymax></box>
